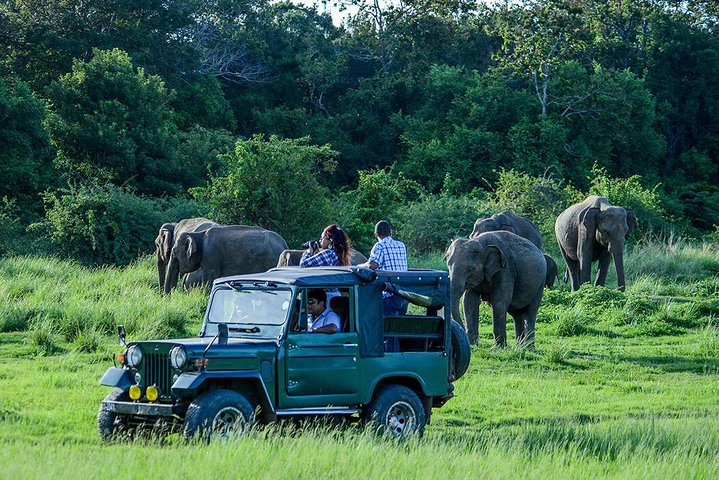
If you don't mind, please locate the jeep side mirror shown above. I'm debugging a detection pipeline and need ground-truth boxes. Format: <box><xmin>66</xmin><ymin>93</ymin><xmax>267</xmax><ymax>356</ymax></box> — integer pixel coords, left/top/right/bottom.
<box><xmin>118</xmin><ymin>325</ymin><xmax>126</xmax><ymax>346</ymax></box>
<box><xmin>218</xmin><ymin>323</ymin><xmax>228</xmax><ymax>345</ymax></box>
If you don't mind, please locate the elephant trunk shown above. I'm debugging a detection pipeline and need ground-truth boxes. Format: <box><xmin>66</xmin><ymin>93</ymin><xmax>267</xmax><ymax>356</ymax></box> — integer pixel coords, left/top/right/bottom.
<box><xmin>612</xmin><ymin>247</ymin><xmax>626</xmax><ymax>292</ymax></box>
<box><xmin>164</xmin><ymin>255</ymin><xmax>181</xmax><ymax>295</ymax></box>
<box><xmin>450</xmin><ymin>275</ymin><xmax>466</xmax><ymax>327</ymax></box>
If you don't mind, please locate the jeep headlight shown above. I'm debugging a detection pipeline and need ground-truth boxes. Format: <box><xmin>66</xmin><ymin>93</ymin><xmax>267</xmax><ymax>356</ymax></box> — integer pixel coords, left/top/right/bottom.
<box><xmin>170</xmin><ymin>345</ymin><xmax>187</xmax><ymax>370</ymax></box>
<box><xmin>126</xmin><ymin>345</ymin><xmax>142</xmax><ymax>368</ymax></box>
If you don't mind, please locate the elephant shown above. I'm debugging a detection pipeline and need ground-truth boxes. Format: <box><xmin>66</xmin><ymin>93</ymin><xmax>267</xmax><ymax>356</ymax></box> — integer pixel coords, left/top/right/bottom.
<box><xmin>164</xmin><ymin>225</ymin><xmax>289</xmax><ymax>294</ymax></box>
<box><xmin>544</xmin><ymin>254</ymin><xmax>558</xmax><ymax>288</ymax></box>
<box><xmin>276</xmin><ymin>248</ymin><xmax>368</xmax><ymax>267</ymax></box>
<box><xmin>155</xmin><ymin>217</ymin><xmax>218</xmax><ymax>293</ymax></box>
<box><xmin>555</xmin><ymin>195</ymin><xmax>637</xmax><ymax>292</ymax></box>
<box><xmin>445</xmin><ymin>231</ymin><xmax>546</xmax><ymax>347</ymax></box>
<box><xmin>470</xmin><ymin>211</ymin><xmax>542</xmax><ymax>249</ymax></box>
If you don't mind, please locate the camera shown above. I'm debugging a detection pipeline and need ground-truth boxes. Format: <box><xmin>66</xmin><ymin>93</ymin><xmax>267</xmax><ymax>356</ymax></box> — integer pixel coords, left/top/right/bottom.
<box><xmin>302</xmin><ymin>240</ymin><xmax>319</xmax><ymax>251</ymax></box>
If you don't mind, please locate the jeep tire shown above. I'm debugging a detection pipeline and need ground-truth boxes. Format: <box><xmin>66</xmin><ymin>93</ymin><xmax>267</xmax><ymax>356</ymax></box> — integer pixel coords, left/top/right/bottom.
<box><xmin>183</xmin><ymin>389</ymin><xmax>255</xmax><ymax>441</ymax></box>
<box><xmin>97</xmin><ymin>388</ymin><xmax>132</xmax><ymax>443</ymax></box>
<box><xmin>361</xmin><ymin>385</ymin><xmax>426</xmax><ymax>438</ymax></box>
<box><xmin>450</xmin><ymin>320</ymin><xmax>471</xmax><ymax>381</ymax></box>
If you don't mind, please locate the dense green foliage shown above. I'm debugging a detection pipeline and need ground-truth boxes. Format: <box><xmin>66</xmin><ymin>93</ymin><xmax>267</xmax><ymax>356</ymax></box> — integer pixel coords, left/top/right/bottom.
<box><xmin>0</xmin><ymin>0</ymin><xmax>717</xmax><ymax>264</ymax></box>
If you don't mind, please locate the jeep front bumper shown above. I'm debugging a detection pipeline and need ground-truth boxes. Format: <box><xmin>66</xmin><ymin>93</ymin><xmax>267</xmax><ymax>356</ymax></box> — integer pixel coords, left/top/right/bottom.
<box><xmin>102</xmin><ymin>400</ymin><xmax>180</xmax><ymax>417</ymax></box>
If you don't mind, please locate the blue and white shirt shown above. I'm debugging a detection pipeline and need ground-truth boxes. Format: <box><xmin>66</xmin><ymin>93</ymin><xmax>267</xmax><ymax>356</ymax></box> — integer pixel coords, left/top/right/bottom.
<box><xmin>299</xmin><ymin>248</ymin><xmax>339</xmax><ymax>268</ymax></box>
<box><xmin>369</xmin><ymin>236</ymin><xmax>408</xmax><ymax>298</ymax></box>
<box><xmin>308</xmin><ymin>308</ymin><xmax>342</xmax><ymax>332</ymax></box>
<box><xmin>369</xmin><ymin>236</ymin><xmax>408</xmax><ymax>271</ymax></box>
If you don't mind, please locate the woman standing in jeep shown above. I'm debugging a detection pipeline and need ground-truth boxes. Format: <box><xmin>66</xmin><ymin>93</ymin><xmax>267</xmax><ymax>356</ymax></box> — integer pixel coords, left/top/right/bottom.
<box><xmin>299</xmin><ymin>224</ymin><xmax>351</xmax><ymax>267</ymax></box>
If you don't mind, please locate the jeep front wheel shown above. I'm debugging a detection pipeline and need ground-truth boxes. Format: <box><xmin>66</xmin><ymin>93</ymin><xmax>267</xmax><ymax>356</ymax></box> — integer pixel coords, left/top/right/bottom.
<box><xmin>183</xmin><ymin>389</ymin><xmax>255</xmax><ymax>441</ymax></box>
<box><xmin>361</xmin><ymin>385</ymin><xmax>426</xmax><ymax>438</ymax></box>
<box><xmin>97</xmin><ymin>388</ymin><xmax>133</xmax><ymax>443</ymax></box>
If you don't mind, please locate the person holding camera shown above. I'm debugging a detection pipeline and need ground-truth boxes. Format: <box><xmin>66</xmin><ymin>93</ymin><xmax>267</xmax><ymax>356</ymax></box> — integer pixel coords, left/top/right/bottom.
<box><xmin>299</xmin><ymin>224</ymin><xmax>351</xmax><ymax>268</ymax></box>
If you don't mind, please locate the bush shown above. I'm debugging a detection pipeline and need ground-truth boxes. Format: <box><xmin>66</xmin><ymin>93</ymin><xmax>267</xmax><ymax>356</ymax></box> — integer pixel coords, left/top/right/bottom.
<box><xmin>336</xmin><ymin>168</ymin><xmax>424</xmax><ymax>253</ymax></box>
<box><xmin>394</xmin><ymin>191</ymin><xmax>491</xmax><ymax>254</ymax></box>
<box><xmin>193</xmin><ymin>135</ymin><xmax>337</xmax><ymax>248</ymax></box>
<box><xmin>588</xmin><ymin>165</ymin><xmax>667</xmax><ymax>236</ymax></box>
<box><xmin>36</xmin><ymin>183</ymin><xmax>205</xmax><ymax>266</ymax></box>
<box><xmin>490</xmin><ymin>169</ymin><xmax>582</xmax><ymax>249</ymax></box>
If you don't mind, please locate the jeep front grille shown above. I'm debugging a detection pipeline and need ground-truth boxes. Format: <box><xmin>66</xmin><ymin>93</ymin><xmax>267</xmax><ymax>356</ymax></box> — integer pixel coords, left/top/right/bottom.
<box><xmin>143</xmin><ymin>352</ymin><xmax>173</xmax><ymax>397</ymax></box>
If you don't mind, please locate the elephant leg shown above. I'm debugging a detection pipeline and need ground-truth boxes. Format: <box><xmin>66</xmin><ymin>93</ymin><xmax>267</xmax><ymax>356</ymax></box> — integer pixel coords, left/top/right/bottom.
<box><xmin>594</xmin><ymin>250</ymin><xmax>611</xmax><ymax>287</ymax></box>
<box><xmin>560</xmin><ymin>247</ymin><xmax>581</xmax><ymax>291</ymax></box>
<box><xmin>463</xmin><ymin>290</ymin><xmax>481</xmax><ymax>344</ymax></box>
<box><xmin>491</xmin><ymin>303</ymin><xmax>508</xmax><ymax>347</ymax></box>
<box><xmin>512</xmin><ymin>313</ymin><xmax>524</xmax><ymax>343</ymax></box>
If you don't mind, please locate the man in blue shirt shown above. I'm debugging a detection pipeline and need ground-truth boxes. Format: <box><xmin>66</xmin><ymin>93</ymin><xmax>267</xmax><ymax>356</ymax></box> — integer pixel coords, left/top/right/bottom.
<box><xmin>361</xmin><ymin>220</ymin><xmax>409</xmax><ymax>316</ymax></box>
<box><xmin>306</xmin><ymin>289</ymin><xmax>342</xmax><ymax>333</ymax></box>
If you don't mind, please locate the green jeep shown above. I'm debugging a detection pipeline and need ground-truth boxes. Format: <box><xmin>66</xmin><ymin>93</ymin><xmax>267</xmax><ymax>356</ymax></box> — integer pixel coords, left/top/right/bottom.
<box><xmin>98</xmin><ymin>266</ymin><xmax>470</xmax><ymax>441</ymax></box>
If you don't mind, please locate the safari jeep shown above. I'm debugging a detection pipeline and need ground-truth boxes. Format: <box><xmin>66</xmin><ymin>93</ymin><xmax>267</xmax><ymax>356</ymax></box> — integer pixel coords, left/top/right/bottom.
<box><xmin>98</xmin><ymin>266</ymin><xmax>470</xmax><ymax>441</ymax></box>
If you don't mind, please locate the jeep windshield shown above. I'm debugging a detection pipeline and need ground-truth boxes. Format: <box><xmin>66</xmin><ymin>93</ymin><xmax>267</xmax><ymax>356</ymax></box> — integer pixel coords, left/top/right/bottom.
<box><xmin>205</xmin><ymin>286</ymin><xmax>292</xmax><ymax>338</ymax></box>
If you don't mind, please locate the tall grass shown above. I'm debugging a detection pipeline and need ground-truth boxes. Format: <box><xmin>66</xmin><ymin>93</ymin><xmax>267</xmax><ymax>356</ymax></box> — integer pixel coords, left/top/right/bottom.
<box><xmin>0</xmin><ymin>255</ymin><xmax>206</xmax><ymax>340</ymax></box>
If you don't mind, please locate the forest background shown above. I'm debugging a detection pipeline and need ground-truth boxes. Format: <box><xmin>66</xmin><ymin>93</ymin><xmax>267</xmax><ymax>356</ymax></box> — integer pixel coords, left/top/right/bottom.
<box><xmin>1</xmin><ymin>0</ymin><xmax>719</xmax><ymax>263</ymax></box>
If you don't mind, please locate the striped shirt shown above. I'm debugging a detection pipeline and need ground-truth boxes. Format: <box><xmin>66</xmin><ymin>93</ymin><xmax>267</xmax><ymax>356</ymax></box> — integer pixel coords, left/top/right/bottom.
<box><xmin>299</xmin><ymin>248</ymin><xmax>339</xmax><ymax>268</ymax></box>
<box><xmin>369</xmin><ymin>236</ymin><xmax>408</xmax><ymax>271</ymax></box>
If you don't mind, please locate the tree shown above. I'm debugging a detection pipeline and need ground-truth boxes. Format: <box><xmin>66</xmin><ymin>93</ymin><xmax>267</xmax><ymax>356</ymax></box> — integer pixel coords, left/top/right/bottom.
<box><xmin>0</xmin><ymin>77</ymin><xmax>55</xmax><ymax>213</ymax></box>
<box><xmin>45</xmin><ymin>49</ymin><xmax>185</xmax><ymax>196</ymax></box>
<box><xmin>192</xmin><ymin>135</ymin><xmax>338</xmax><ymax>246</ymax></box>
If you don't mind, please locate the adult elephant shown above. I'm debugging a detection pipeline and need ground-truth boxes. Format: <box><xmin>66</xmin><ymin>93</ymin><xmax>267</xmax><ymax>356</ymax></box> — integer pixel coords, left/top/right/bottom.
<box><xmin>470</xmin><ymin>211</ymin><xmax>542</xmax><ymax>249</ymax></box>
<box><xmin>155</xmin><ymin>218</ymin><xmax>218</xmax><ymax>293</ymax></box>
<box><xmin>555</xmin><ymin>196</ymin><xmax>637</xmax><ymax>292</ymax></box>
<box><xmin>446</xmin><ymin>232</ymin><xmax>546</xmax><ymax>347</ymax></box>
<box><xmin>276</xmin><ymin>249</ymin><xmax>368</xmax><ymax>267</ymax></box>
<box><xmin>164</xmin><ymin>225</ymin><xmax>288</xmax><ymax>294</ymax></box>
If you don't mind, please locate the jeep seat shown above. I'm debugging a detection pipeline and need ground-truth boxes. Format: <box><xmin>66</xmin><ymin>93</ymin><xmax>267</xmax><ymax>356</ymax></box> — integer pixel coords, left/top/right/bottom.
<box><xmin>329</xmin><ymin>296</ymin><xmax>350</xmax><ymax>332</ymax></box>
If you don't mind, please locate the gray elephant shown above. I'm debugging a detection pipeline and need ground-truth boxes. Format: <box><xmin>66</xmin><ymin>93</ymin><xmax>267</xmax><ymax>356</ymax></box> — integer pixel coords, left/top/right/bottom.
<box><xmin>470</xmin><ymin>211</ymin><xmax>542</xmax><ymax>249</ymax></box>
<box><xmin>555</xmin><ymin>195</ymin><xmax>637</xmax><ymax>292</ymax></box>
<box><xmin>276</xmin><ymin>248</ymin><xmax>368</xmax><ymax>267</ymax></box>
<box><xmin>164</xmin><ymin>225</ymin><xmax>289</xmax><ymax>294</ymax></box>
<box><xmin>446</xmin><ymin>232</ymin><xmax>546</xmax><ymax>347</ymax></box>
<box><xmin>155</xmin><ymin>218</ymin><xmax>218</xmax><ymax>293</ymax></box>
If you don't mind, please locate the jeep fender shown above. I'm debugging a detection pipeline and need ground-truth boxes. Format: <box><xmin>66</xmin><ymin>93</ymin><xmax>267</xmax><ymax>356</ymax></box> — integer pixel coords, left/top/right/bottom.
<box><xmin>365</xmin><ymin>372</ymin><xmax>429</xmax><ymax>403</ymax></box>
<box><xmin>172</xmin><ymin>371</ymin><xmax>275</xmax><ymax>414</ymax></box>
<box><xmin>99</xmin><ymin>367</ymin><xmax>134</xmax><ymax>390</ymax></box>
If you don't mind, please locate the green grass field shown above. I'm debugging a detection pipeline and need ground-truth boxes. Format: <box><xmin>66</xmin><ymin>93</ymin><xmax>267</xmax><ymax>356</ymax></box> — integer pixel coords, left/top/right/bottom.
<box><xmin>1</xmin><ymin>241</ymin><xmax>718</xmax><ymax>479</ymax></box>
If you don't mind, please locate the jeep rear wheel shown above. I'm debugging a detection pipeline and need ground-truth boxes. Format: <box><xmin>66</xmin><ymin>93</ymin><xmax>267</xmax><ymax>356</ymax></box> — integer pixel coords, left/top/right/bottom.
<box><xmin>450</xmin><ymin>320</ymin><xmax>471</xmax><ymax>381</ymax></box>
<box><xmin>183</xmin><ymin>389</ymin><xmax>255</xmax><ymax>441</ymax></box>
<box><xmin>97</xmin><ymin>388</ymin><xmax>133</xmax><ymax>443</ymax></box>
<box><xmin>361</xmin><ymin>385</ymin><xmax>426</xmax><ymax>438</ymax></box>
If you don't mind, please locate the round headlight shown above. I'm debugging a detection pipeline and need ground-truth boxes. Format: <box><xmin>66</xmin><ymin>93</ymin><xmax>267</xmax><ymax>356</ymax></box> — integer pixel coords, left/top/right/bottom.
<box><xmin>126</xmin><ymin>345</ymin><xmax>142</xmax><ymax>368</ymax></box>
<box><xmin>170</xmin><ymin>345</ymin><xmax>187</xmax><ymax>370</ymax></box>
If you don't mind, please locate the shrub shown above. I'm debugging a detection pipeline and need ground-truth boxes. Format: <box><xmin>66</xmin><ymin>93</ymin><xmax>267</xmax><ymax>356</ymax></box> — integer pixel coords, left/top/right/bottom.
<box><xmin>549</xmin><ymin>306</ymin><xmax>590</xmax><ymax>337</ymax></box>
<box><xmin>394</xmin><ymin>191</ymin><xmax>491</xmax><ymax>254</ymax></box>
<box><xmin>35</xmin><ymin>184</ymin><xmax>204</xmax><ymax>266</ymax></box>
<box><xmin>588</xmin><ymin>165</ymin><xmax>667</xmax><ymax>236</ymax></box>
<box><xmin>336</xmin><ymin>168</ymin><xmax>424</xmax><ymax>253</ymax></box>
<box><xmin>193</xmin><ymin>135</ymin><xmax>337</xmax><ymax>248</ymax></box>
<box><xmin>27</xmin><ymin>321</ymin><xmax>62</xmax><ymax>356</ymax></box>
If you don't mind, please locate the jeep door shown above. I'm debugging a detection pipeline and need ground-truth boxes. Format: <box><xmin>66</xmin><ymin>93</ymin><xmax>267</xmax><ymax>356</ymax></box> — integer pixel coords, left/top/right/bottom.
<box><xmin>280</xmin><ymin>287</ymin><xmax>361</xmax><ymax>408</ymax></box>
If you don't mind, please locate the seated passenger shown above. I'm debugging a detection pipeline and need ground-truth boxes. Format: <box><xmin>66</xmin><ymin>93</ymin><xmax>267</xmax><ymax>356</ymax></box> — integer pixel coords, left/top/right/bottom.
<box><xmin>306</xmin><ymin>289</ymin><xmax>341</xmax><ymax>334</ymax></box>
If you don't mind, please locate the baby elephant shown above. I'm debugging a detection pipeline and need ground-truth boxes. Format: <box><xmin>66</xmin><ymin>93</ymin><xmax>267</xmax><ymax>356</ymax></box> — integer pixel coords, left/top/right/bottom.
<box><xmin>446</xmin><ymin>231</ymin><xmax>546</xmax><ymax>347</ymax></box>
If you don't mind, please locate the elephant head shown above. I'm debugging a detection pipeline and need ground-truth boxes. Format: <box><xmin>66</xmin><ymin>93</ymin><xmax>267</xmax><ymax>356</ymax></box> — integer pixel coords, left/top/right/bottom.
<box><xmin>445</xmin><ymin>237</ymin><xmax>507</xmax><ymax>340</ymax></box>
<box><xmin>155</xmin><ymin>223</ymin><xmax>177</xmax><ymax>291</ymax></box>
<box><xmin>471</xmin><ymin>214</ymin><xmax>514</xmax><ymax>238</ymax></box>
<box><xmin>578</xmin><ymin>199</ymin><xmax>637</xmax><ymax>291</ymax></box>
<box><xmin>164</xmin><ymin>231</ymin><xmax>204</xmax><ymax>294</ymax></box>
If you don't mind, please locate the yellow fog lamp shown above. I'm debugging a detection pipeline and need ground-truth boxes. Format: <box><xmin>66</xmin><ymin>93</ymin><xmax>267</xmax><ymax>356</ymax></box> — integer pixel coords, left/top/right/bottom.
<box><xmin>129</xmin><ymin>385</ymin><xmax>142</xmax><ymax>401</ymax></box>
<box><xmin>146</xmin><ymin>386</ymin><xmax>159</xmax><ymax>402</ymax></box>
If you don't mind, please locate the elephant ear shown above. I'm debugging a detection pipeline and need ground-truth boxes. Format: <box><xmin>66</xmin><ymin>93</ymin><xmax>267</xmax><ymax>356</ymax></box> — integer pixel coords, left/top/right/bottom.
<box><xmin>484</xmin><ymin>244</ymin><xmax>508</xmax><ymax>282</ymax></box>
<box><xmin>625</xmin><ymin>208</ymin><xmax>638</xmax><ymax>238</ymax></box>
<box><xmin>156</xmin><ymin>225</ymin><xmax>175</xmax><ymax>263</ymax></box>
<box><xmin>185</xmin><ymin>235</ymin><xmax>198</xmax><ymax>261</ymax></box>
<box><xmin>578</xmin><ymin>205</ymin><xmax>599</xmax><ymax>260</ymax></box>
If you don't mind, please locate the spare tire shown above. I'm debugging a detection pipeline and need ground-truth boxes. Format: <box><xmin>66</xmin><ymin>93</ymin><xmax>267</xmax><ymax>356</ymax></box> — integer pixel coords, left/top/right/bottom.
<box><xmin>450</xmin><ymin>320</ymin><xmax>471</xmax><ymax>381</ymax></box>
